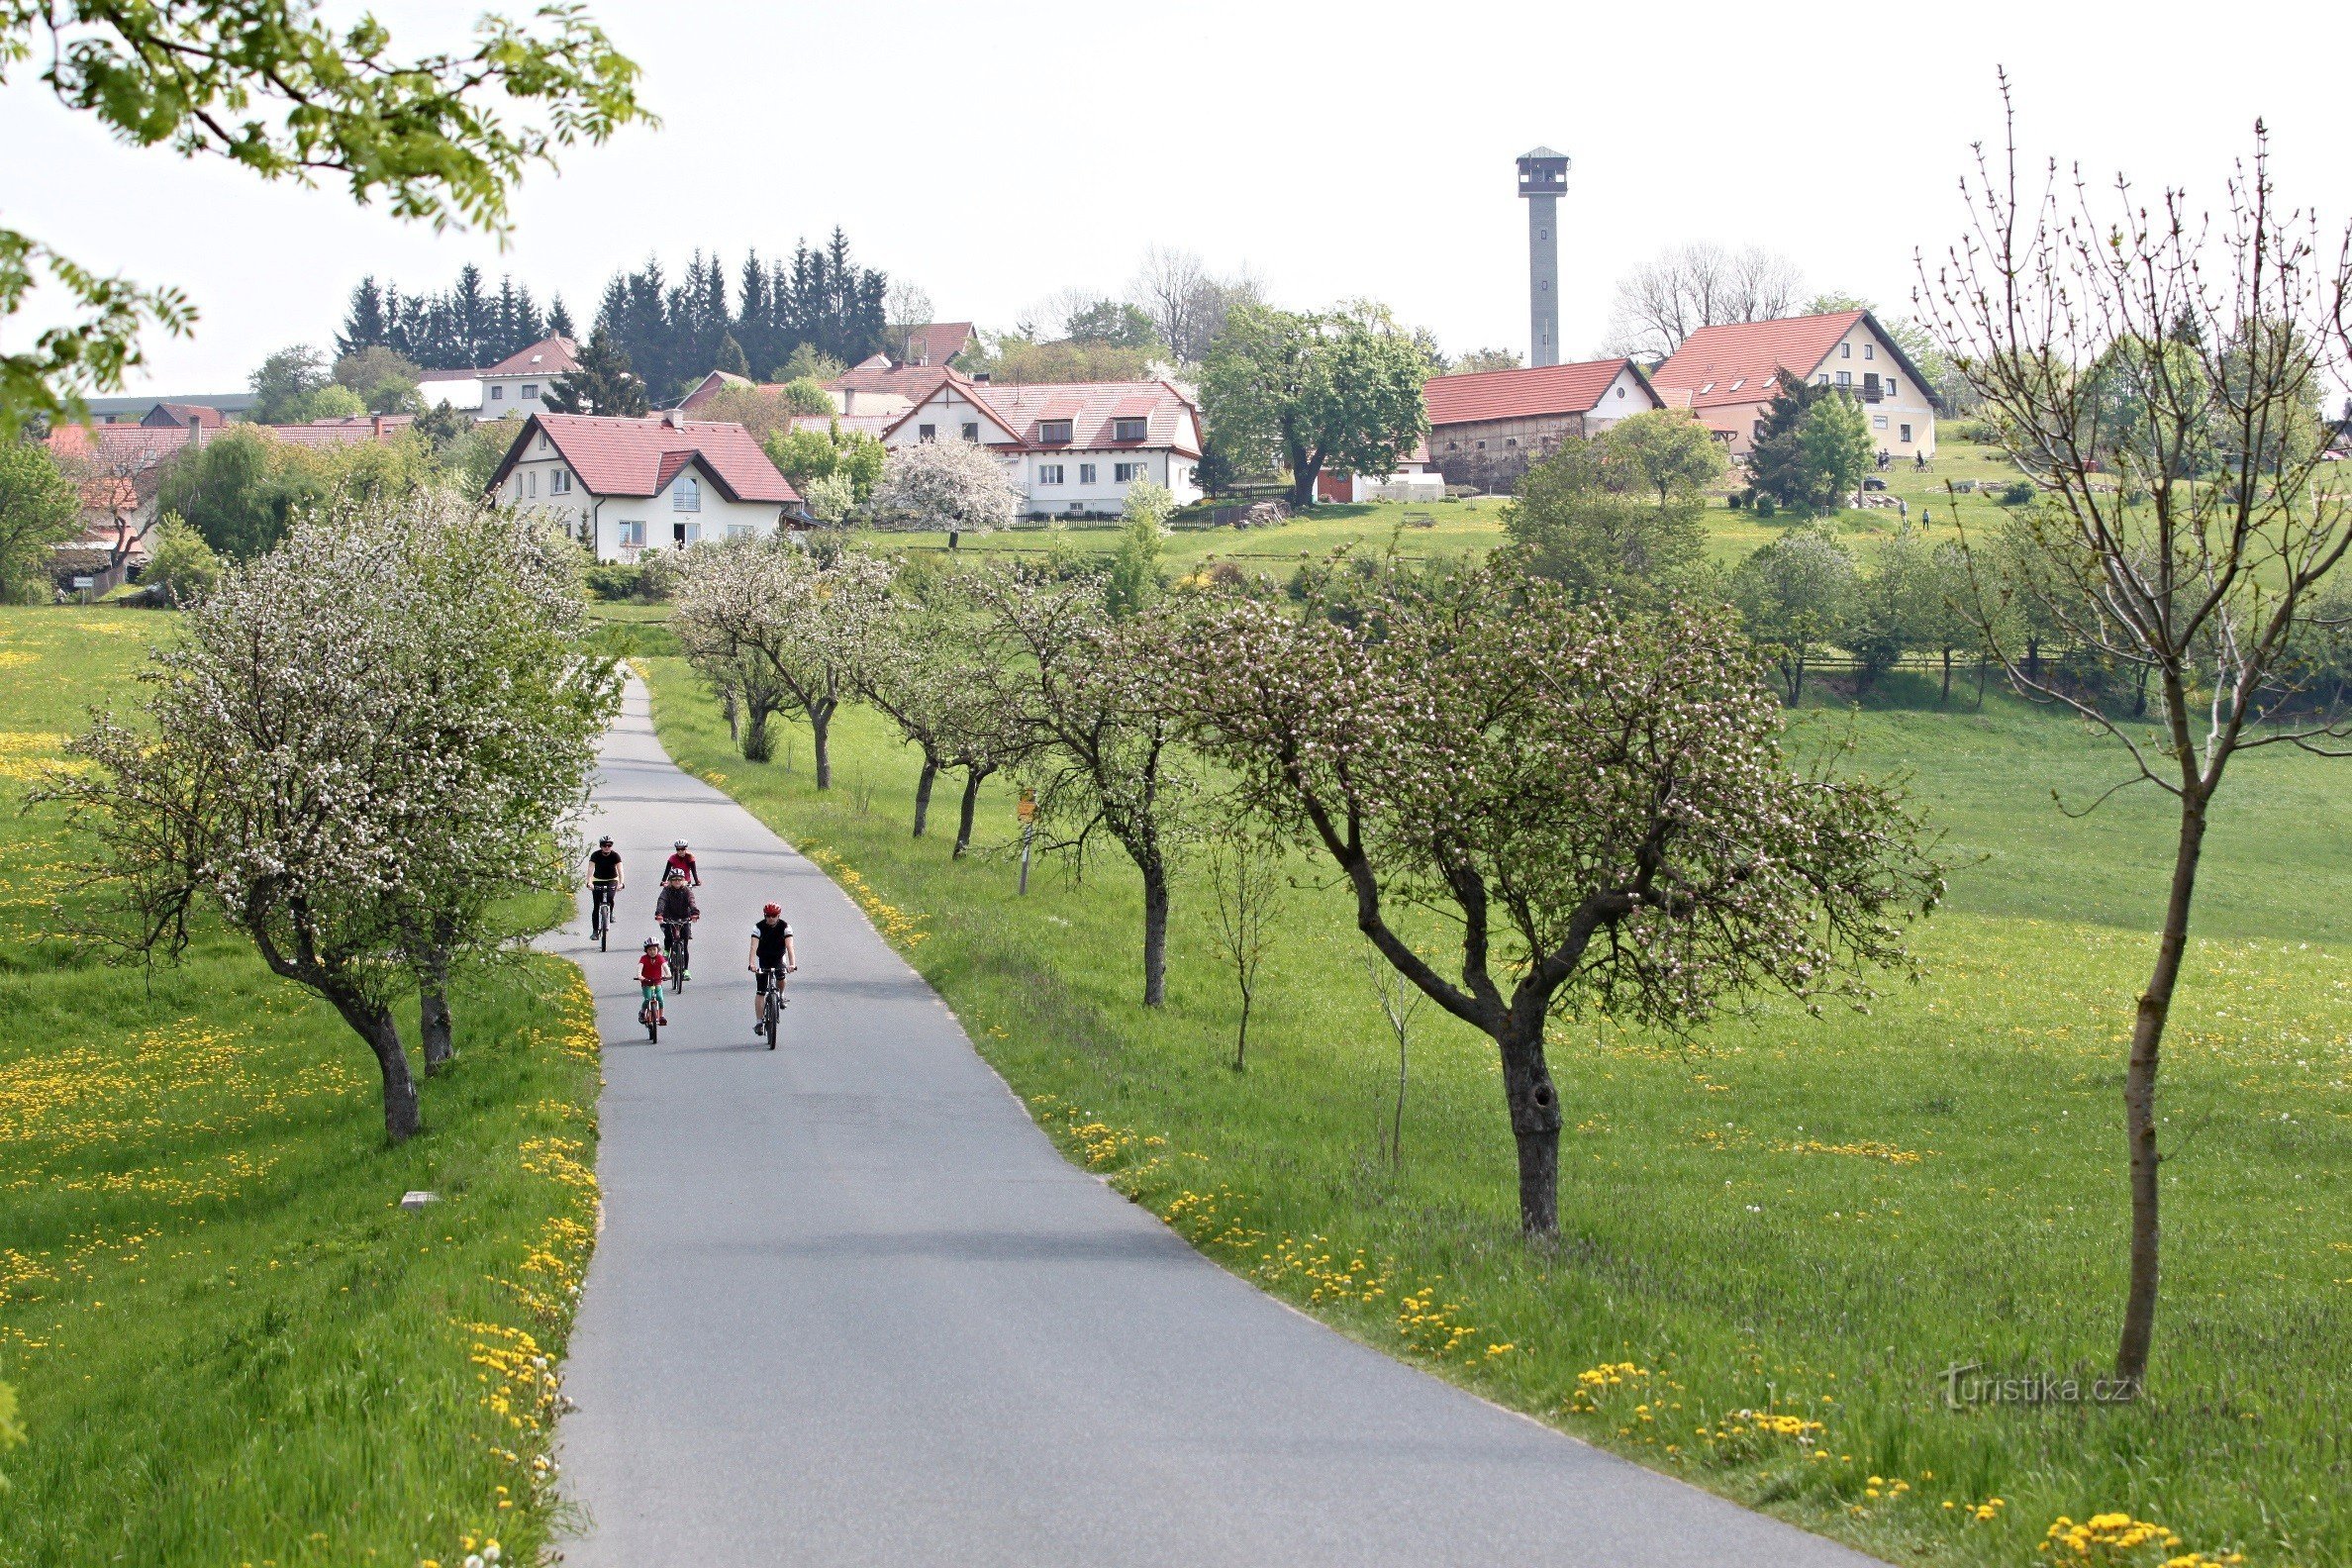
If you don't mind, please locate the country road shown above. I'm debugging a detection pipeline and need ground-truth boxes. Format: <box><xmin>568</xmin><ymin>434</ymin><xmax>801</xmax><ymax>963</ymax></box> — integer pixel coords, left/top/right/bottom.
<box><xmin>546</xmin><ymin>676</ymin><xmax>1883</xmax><ymax>1566</ymax></box>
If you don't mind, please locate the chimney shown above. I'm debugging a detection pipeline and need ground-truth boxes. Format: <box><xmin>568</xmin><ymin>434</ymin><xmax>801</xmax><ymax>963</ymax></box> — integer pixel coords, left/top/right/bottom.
<box><xmin>661</xmin><ymin>409</ymin><xmax>684</xmax><ymax>429</ymax></box>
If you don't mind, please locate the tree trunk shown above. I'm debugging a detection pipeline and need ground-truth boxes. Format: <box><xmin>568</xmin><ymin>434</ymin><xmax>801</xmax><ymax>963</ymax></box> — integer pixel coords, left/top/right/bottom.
<box><xmin>1232</xmin><ymin>985</ymin><xmax>1251</xmax><ymax>1072</ymax></box>
<box><xmin>2115</xmin><ymin>791</ymin><xmax>2207</xmax><ymax>1386</ymax></box>
<box><xmin>2026</xmin><ymin>636</ymin><xmax>2042</xmax><ymax>684</ymax></box>
<box><xmin>912</xmin><ymin>758</ymin><xmax>937</xmax><ymax>838</ymax></box>
<box><xmin>722</xmin><ymin>686</ymin><xmax>739</xmax><ymax>744</ymax></box>
<box><xmin>419</xmin><ymin>939</ymin><xmax>453</xmax><ymax>1075</ymax></box>
<box><xmin>1140</xmin><ymin>865</ymin><xmax>1170</xmax><ymax>1008</ymax></box>
<box><xmin>811</xmin><ymin>699</ymin><xmax>834</xmax><ymax>790</ymax></box>
<box><xmin>338</xmin><ymin>1000</ymin><xmax>421</xmax><ymax>1142</ymax></box>
<box><xmin>954</xmin><ymin>768</ymin><xmax>989</xmax><ymax>859</ymax></box>
<box><xmin>1498</xmin><ymin>1017</ymin><xmax>1563</xmax><ymax>1236</ymax></box>
<box><xmin>1940</xmin><ymin>647</ymin><xmax>1954</xmax><ymax>705</ymax></box>
<box><xmin>741</xmin><ymin>703</ymin><xmax>773</xmax><ymax>763</ymax></box>
<box><xmin>1391</xmin><ymin>1028</ymin><xmax>1408</xmax><ymax>1168</ymax></box>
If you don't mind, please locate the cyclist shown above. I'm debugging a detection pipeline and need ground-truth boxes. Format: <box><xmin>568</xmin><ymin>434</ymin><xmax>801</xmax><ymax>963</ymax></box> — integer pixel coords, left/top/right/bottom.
<box><xmin>637</xmin><ymin>938</ymin><xmax>670</xmax><ymax>1027</ymax></box>
<box><xmin>664</xmin><ymin>839</ymin><xmax>701</xmax><ymax>886</ymax></box>
<box><xmin>653</xmin><ymin>868</ymin><xmax>699</xmax><ymax>981</ymax></box>
<box><xmin>748</xmin><ymin>903</ymin><xmax>797</xmax><ymax>1038</ymax></box>
<box><xmin>587</xmin><ymin>835</ymin><xmax>623</xmax><ymax>933</ymax></box>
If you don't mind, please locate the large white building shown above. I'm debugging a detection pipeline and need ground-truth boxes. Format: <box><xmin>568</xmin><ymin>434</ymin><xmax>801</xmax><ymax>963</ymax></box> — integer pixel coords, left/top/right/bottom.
<box><xmin>881</xmin><ymin>372</ymin><xmax>1206</xmax><ymax>517</ymax></box>
<box><xmin>487</xmin><ymin>412</ymin><xmax>803</xmax><ymax>561</ymax></box>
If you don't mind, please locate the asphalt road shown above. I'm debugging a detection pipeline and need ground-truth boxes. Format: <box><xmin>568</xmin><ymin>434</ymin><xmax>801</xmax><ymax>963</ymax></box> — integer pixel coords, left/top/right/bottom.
<box><xmin>549</xmin><ymin>677</ymin><xmax>1882</xmax><ymax>1566</ymax></box>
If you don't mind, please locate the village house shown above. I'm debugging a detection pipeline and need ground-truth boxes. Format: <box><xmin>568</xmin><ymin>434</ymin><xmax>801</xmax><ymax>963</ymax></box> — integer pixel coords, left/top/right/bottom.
<box><xmin>477</xmin><ymin>335</ymin><xmax>578</xmax><ymax>421</ymax></box>
<box><xmin>487</xmin><ymin>411</ymin><xmax>803</xmax><ymax>561</ymax></box>
<box><xmin>878</xmin><ymin>372</ymin><xmax>1205</xmax><ymax>517</ymax></box>
<box><xmin>1648</xmin><ymin>309</ymin><xmax>1939</xmax><ymax>460</ymax></box>
<box><xmin>1421</xmin><ymin>357</ymin><xmax>1664</xmax><ymax>490</ymax></box>
<box><xmin>895</xmin><ymin>321</ymin><xmax>973</xmax><ymax>367</ymax></box>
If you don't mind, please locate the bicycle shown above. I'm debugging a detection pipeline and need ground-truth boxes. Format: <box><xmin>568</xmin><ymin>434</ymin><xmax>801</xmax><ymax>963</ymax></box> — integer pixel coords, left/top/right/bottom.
<box><xmin>663</xmin><ymin>920</ymin><xmax>692</xmax><ymax>992</ymax></box>
<box><xmin>754</xmin><ymin>963</ymin><xmax>787</xmax><ymax>1048</ymax></box>
<box><xmin>639</xmin><ymin>989</ymin><xmax>660</xmax><ymax>1042</ymax></box>
<box><xmin>590</xmin><ymin>882</ymin><xmax>618</xmax><ymax>950</ymax></box>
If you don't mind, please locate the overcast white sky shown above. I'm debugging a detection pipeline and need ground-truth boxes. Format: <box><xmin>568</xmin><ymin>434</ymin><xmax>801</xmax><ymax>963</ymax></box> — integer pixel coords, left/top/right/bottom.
<box><xmin>5</xmin><ymin>0</ymin><xmax>2349</xmax><ymax>395</ymax></box>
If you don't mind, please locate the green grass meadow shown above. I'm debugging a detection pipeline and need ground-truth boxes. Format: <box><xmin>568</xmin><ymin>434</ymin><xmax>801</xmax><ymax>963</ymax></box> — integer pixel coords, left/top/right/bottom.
<box><xmin>0</xmin><ymin>608</ymin><xmax>601</xmax><ymax>1568</ymax></box>
<box><xmin>643</xmin><ymin>644</ymin><xmax>2352</xmax><ymax>1568</ymax></box>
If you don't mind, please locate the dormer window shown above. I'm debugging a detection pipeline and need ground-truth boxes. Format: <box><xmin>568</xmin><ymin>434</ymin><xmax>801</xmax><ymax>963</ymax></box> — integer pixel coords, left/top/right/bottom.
<box><xmin>1727</xmin><ymin>378</ymin><xmax>1743</xmax><ymax>392</ymax></box>
<box><xmin>1039</xmin><ymin>419</ymin><xmax>1073</xmax><ymax>444</ymax></box>
<box><xmin>1698</xmin><ymin>382</ymin><xmax>1715</xmax><ymax>395</ymax></box>
<box><xmin>674</xmin><ymin>474</ymin><xmax>701</xmax><ymax>512</ymax></box>
<box><xmin>1113</xmin><ymin>417</ymin><xmax>1147</xmax><ymax>441</ymax></box>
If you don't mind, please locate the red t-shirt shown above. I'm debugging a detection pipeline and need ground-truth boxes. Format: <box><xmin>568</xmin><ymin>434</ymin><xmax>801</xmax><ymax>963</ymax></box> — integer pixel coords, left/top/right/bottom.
<box><xmin>637</xmin><ymin>951</ymin><xmax>667</xmax><ymax>986</ymax></box>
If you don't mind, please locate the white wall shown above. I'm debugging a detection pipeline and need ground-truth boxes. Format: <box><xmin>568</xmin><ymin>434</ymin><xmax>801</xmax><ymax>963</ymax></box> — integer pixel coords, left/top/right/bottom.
<box><xmin>1815</xmin><ymin>323</ymin><xmax>1938</xmax><ymax>458</ymax></box>
<box><xmin>883</xmin><ymin>387</ymin><xmax>1204</xmax><ymax>516</ymax></box>
<box><xmin>1583</xmin><ymin>364</ymin><xmax>1661</xmax><ymax>432</ymax></box>
<box><xmin>480</xmin><ymin>373</ymin><xmax>557</xmax><ymax>423</ymax></box>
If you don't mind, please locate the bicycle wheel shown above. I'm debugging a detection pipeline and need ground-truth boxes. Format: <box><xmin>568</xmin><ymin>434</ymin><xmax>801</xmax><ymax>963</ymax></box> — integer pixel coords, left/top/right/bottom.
<box><xmin>668</xmin><ymin>927</ymin><xmax>689</xmax><ymax>991</ymax></box>
<box><xmin>764</xmin><ymin>984</ymin><xmax>780</xmax><ymax>1049</ymax></box>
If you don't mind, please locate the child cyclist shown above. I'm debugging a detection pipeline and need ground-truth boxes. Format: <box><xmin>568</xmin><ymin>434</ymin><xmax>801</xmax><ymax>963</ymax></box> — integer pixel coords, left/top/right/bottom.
<box><xmin>637</xmin><ymin>937</ymin><xmax>670</xmax><ymax>1028</ymax></box>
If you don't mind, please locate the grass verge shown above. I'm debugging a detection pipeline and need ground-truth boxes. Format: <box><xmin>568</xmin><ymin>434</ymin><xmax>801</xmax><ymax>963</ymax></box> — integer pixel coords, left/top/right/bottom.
<box><xmin>0</xmin><ymin>607</ymin><xmax>601</xmax><ymax>1568</ymax></box>
<box><xmin>644</xmin><ymin>650</ymin><xmax>2350</xmax><ymax>1568</ymax></box>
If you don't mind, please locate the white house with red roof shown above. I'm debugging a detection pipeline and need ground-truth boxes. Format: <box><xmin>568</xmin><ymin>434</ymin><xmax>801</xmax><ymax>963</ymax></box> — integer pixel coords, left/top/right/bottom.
<box><xmin>478</xmin><ymin>336</ymin><xmax>579</xmax><ymax>421</ymax></box>
<box><xmin>487</xmin><ymin>412</ymin><xmax>803</xmax><ymax>561</ymax></box>
<box><xmin>881</xmin><ymin>372</ymin><xmax>1205</xmax><ymax>517</ymax></box>
<box><xmin>1648</xmin><ymin>310</ymin><xmax>1938</xmax><ymax>460</ymax></box>
<box><xmin>1421</xmin><ymin>357</ymin><xmax>1663</xmax><ymax>489</ymax></box>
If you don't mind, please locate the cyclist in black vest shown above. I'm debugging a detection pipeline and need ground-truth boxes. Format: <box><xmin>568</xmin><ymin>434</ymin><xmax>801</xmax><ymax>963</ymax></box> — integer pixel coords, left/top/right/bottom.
<box><xmin>749</xmin><ymin>903</ymin><xmax>797</xmax><ymax>1038</ymax></box>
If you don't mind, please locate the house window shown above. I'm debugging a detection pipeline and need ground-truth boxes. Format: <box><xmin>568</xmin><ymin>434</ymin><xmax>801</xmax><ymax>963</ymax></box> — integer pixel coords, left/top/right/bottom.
<box><xmin>1862</xmin><ymin>343</ymin><xmax>1874</xmax><ymax>361</ymax></box>
<box><xmin>1888</xmin><ymin>378</ymin><xmax>1900</xmax><ymax>398</ymax></box>
<box><xmin>1840</xmin><ymin>343</ymin><xmax>1851</xmax><ymax>358</ymax></box>
<box><xmin>1836</xmin><ymin>370</ymin><xmax>1852</xmax><ymax>387</ymax></box>
<box><xmin>490</xmin><ymin>384</ymin><xmax>506</xmax><ymax>400</ymax></box>
<box><xmin>918</xmin><ymin>423</ymin><xmax>937</xmax><ymax>441</ymax></box>
<box><xmin>1616</xmin><ymin>385</ymin><xmax>1626</xmax><ymax>398</ymax></box>
<box><xmin>1037</xmin><ymin>464</ymin><xmax>1064</xmax><ymax>485</ymax></box>
<box><xmin>1446</xmin><ymin>440</ymin><xmax>1458</xmax><ymax>450</ymax></box>
<box><xmin>618</xmin><ymin>520</ymin><xmax>645</xmax><ymax>547</ymax></box>
<box><xmin>961</xmin><ymin>422</ymin><xmax>979</xmax><ymax>441</ymax></box>
<box><xmin>727</xmin><ymin>524</ymin><xmax>754</xmax><ymax>539</ymax></box>
<box><xmin>1872</xmin><ymin>415</ymin><xmax>1889</xmax><ymax>430</ymax></box>
<box><xmin>1900</xmin><ymin>424</ymin><xmax>1913</xmax><ymax>443</ymax></box>
<box><xmin>1505</xmin><ymin>438</ymin><xmax>1518</xmax><ymax>447</ymax></box>
<box><xmin>550</xmin><ymin>468</ymin><xmax>572</xmax><ymax>495</ymax></box>
<box><xmin>1039</xmin><ymin>420</ymin><xmax>1073</xmax><ymax>444</ymax></box>
<box><xmin>528</xmin><ymin>471</ymin><xmax>539</xmax><ymax>497</ymax></box>
<box><xmin>522</xmin><ymin>383</ymin><xmax>539</xmax><ymax>397</ymax></box>
<box><xmin>1753</xmin><ymin>421</ymin><xmax>1767</xmax><ymax>441</ymax></box>
<box><xmin>1113</xmin><ymin>417</ymin><xmax>1147</xmax><ymax>441</ymax></box>
<box><xmin>1814</xmin><ymin>374</ymin><xmax>1829</xmax><ymax>386</ymax></box>
<box><xmin>1115</xmin><ymin>462</ymin><xmax>1145</xmax><ymax>481</ymax></box>
<box><xmin>1078</xmin><ymin>462</ymin><xmax>1098</xmax><ymax>484</ymax></box>
<box><xmin>675</xmin><ymin>475</ymin><xmax>701</xmax><ymax>511</ymax></box>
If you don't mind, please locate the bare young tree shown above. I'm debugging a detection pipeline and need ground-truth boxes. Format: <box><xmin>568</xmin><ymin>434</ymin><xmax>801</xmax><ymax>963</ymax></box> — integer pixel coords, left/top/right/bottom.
<box><xmin>1203</xmin><ymin>834</ymin><xmax>1282</xmax><ymax>1070</ymax></box>
<box><xmin>1918</xmin><ymin>84</ymin><xmax>2352</xmax><ymax>1386</ymax></box>
<box><xmin>1604</xmin><ymin>242</ymin><xmax>1806</xmax><ymax>360</ymax></box>
<box><xmin>1130</xmin><ymin>245</ymin><xmax>1211</xmax><ymax>361</ymax></box>
<box><xmin>1361</xmin><ymin>947</ymin><xmax>1425</xmax><ymax>1168</ymax></box>
<box><xmin>852</xmin><ymin>571</ymin><xmax>1033</xmax><ymax>843</ymax></box>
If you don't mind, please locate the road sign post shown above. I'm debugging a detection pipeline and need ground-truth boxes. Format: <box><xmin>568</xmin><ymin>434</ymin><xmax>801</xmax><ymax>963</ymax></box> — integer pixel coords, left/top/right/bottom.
<box><xmin>1017</xmin><ymin>790</ymin><xmax>1036</xmax><ymax>895</ymax></box>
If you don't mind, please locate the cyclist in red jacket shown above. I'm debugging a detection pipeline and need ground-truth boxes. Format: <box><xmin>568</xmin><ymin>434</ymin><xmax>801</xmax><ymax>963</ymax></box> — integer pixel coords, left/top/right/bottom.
<box><xmin>664</xmin><ymin>839</ymin><xmax>700</xmax><ymax>886</ymax></box>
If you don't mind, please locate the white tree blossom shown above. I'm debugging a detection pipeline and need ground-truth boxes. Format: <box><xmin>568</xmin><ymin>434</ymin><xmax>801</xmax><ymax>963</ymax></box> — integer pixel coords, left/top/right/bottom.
<box><xmin>870</xmin><ymin>439</ymin><xmax>1022</xmax><ymax>534</ymax></box>
<box><xmin>48</xmin><ymin>493</ymin><xmax>618</xmax><ymax>1140</ymax></box>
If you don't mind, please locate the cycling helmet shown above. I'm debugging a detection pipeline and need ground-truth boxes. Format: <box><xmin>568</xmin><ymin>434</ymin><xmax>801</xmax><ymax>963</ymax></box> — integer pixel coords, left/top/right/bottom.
<box><xmin>598</xmin><ymin>834</ymin><xmax>613</xmax><ymax>845</ymax></box>
<box><xmin>674</xmin><ymin>839</ymin><xmax>689</xmax><ymax>849</ymax></box>
<box><xmin>642</xmin><ymin>937</ymin><xmax>660</xmax><ymax>950</ymax></box>
<box><xmin>663</xmin><ymin>867</ymin><xmax>686</xmax><ymax>880</ymax></box>
<box><xmin>762</xmin><ymin>903</ymin><xmax>781</xmax><ymax>917</ymax></box>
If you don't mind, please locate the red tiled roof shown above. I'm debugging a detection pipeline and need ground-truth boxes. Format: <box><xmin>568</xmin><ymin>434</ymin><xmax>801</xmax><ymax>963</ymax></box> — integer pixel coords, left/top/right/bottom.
<box><xmin>786</xmin><ymin>413</ymin><xmax>896</xmax><ymax>439</ymax></box>
<box><xmin>145</xmin><ymin>402</ymin><xmax>223</xmax><ymax>428</ymax></box>
<box><xmin>482</xmin><ymin>336</ymin><xmax>579</xmax><ymax>378</ymax></box>
<box><xmin>893</xmin><ymin>375</ymin><xmax>1202</xmax><ymax>455</ymax></box>
<box><xmin>1422</xmin><ymin>358</ymin><xmax>1652</xmax><ymax>426</ymax></box>
<box><xmin>270</xmin><ymin>414</ymin><xmax>414</xmax><ymax>447</ymax></box>
<box><xmin>498</xmin><ymin>414</ymin><xmax>799</xmax><ymax>505</ymax></box>
<box><xmin>828</xmin><ymin>362</ymin><xmax>951</xmax><ymax>401</ymax></box>
<box><xmin>898</xmin><ymin>322</ymin><xmax>973</xmax><ymax>366</ymax></box>
<box><xmin>46</xmin><ymin>424</ymin><xmax>194</xmax><ymax>468</ymax></box>
<box><xmin>1649</xmin><ymin>312</ymin><xmax>1867</xmax><ymax>410</ymax></box>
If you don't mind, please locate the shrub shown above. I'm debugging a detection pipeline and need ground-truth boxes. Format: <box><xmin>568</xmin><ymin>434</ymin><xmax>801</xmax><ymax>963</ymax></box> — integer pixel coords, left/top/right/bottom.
<box><xmin>1755</xmin><ymin>494</ymin><xmax>1778</xmax><ymax>519</ymax></box>
<box><xmin>1946</xmin><ymin>418</ymin><xmax>2000</xmax><ymax>443</ymax></box>
<box><xmin>141</xmin><ymin>513</ymin><xmax>223</xmax><ymax>605</ymax></box>
<box><xmin>1999</xmin><ymin>479</ymin><xmax>2038</xmax><ymax>507</ymax></box>
<box><xmin>584</xmin><ymin>562</ymin><xmax>650</xmax><ymax>602</ymax></box>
